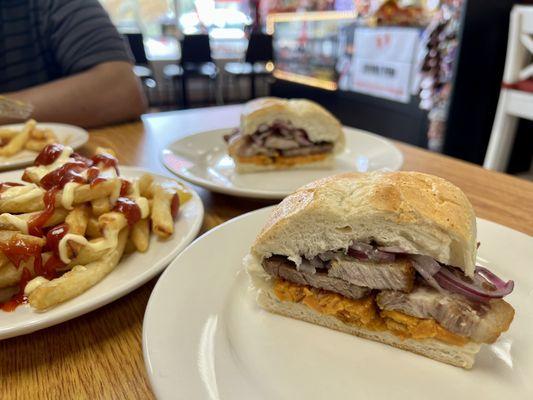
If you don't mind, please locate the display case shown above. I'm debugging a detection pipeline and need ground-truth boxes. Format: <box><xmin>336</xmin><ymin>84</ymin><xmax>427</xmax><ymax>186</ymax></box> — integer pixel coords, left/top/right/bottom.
<box><xmin>268</xmin><ymin>1</ymin><xmax>522</xmax><ymax>165</ymax></box>
<box><xmin>268</xmin><ymin>10</ymin><xmax>429</xmax><ymax>146</ymax></box>
<box><xmin>267</xmin><ymin>11</ymin><xmax>357</xmax><ymax>90</ymax></box>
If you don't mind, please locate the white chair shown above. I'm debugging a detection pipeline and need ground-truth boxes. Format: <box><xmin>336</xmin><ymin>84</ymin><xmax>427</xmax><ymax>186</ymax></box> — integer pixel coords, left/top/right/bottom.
<box><xmin>484</xmin><ymin>6</ymin><xmax>533</xmax><ymax>171</ymax></box>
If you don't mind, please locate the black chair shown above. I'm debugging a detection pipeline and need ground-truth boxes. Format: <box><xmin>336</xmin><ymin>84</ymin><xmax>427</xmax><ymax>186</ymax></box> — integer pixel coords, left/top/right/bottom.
<box><xmin>123</xmin><ymin>32</ymin><xmax>160</xmax><ymax>106</ymax></box>
<box><xmin>164</xmin><ymin>34</ymin><xmax>218</xmax><ymax>108</ymax></box>
<box><xmin>123</xmin><ymin>32</ymin><xmax>153</xmax><ymax>80</ymax></box>
<box><xmin>162</xmin><ymin>64</ymin><xmax>184</xmax><ymax>107</ymax></box>
<box><xmin>224</xmin><ymin>32</ymin><xmax>274</xmax><ymax>100</ymax></box>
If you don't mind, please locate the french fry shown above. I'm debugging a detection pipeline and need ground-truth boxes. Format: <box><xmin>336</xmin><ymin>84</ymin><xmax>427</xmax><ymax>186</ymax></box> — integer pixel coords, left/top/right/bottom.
<box><xmin>64</xmin><ymin>212</ymin><xmax>126</xmax><ymax>264</ymax></box>
<box><xmin>0</xmin><ymin>129</ymin><xmax>18</xmax><ymax>140</ymax></box>
<box><xmin>138</xmin><ymin>174</ymin><xmax>154</xmax><ymax>198</ymax></box>
<box><xmin>0</xmin><ymin>233</ymin><xmax>45</xmax><ymax>288</ymax></box>
<box><xmin>131</xmin><ymin>218</ymin><xmax>150</xmax><ymax>252</ymax></box>
<box><xmin>25</xmin><ymin>138</ymin><xmax>54</xmax><ymax>152</ymax></box>
<box><xmin>8</xmin><ymin>178</ymin><xmax>121</xmax><ymax>210</ymax></box>
<box><xmin>43</xmin><ymin>129</ymin><xmax>57</xmax><ymax>140</ymax></box>
<box><xmin>124</xmin><ymin>238</ymin><xmax>137</xmax><ymax>255</ymax></box>
<box><xmin>63</xmin><ymin>205</ymin><xmax>90</xmax><ymax>258</ymax></box>
<box><xmin>98</xmin><ymin>211</ymin><xmax>127</xmax><ymax>233</ymax></box>
<box><xmin>0</xmin><ymin>252</ymin><xmax>9</xmax><ymax>269</ymax></box>
<box><xmin>0</xmin><ymin>208</ymin><xmax>69</xmax><ymax>232</ymax></box>
<box><xmin>0</xmin><ymin>184</ymin><xmax>45</xmax><ymax>213</ymax></box>
<box><xmin>0</xmin><ymin>257</ymin><xmax>38</xmax><ymax>289</ymax></box>
<box><xmin>0</xmin><ymin>119</ymin><xmax>35</xmax><ymax>156</ymax></box>
<box><xmin>0</xmin><ymin>180</ymin><xmax>122</xmax><ymax>214</ymax></box>
<box><xmin>71</xmin><ymin>179</ymin><xmax>121</xmax><ymax>204</ymax></box>
<box><xmin>85</xmin><ymin>217</ymin><xmax>101</xmax><ymax>239</ymax></box>
<box><xmin>67</xmin><ymin>238</ymin><xmax>110</xmax><ymax>266</ymax></box>
<box><xmin>28</xmin><ymin>229</ymin><xmax>128</xmax><ymax>310</ymax></box>
<box><xmin>91</xmin><ymin>197</ymin><xmax>110</xmax><ymax>216</ymax></box>
<box><xmin>150</xmin><ymin>184</ymin><xmax>175</xmax><ymax>239</ymax></box>
<box><xmin>65</xmin><ymin>205</ymin><xmax>89</xmax><ymax>236</ymax></box>
<box><xmin>29</xmin><ymin>129</ymin><xmax>42</xmax><ymax>140</ymax></box>
<box><xmin>95</xmin><ymin>146</ymin><xmax>117</xmax><ymax>157</ymax></box>
<box><xmin>0</xmin><ymin>231</ymin><xmax>46</xmax><ymax>246</ymax></box>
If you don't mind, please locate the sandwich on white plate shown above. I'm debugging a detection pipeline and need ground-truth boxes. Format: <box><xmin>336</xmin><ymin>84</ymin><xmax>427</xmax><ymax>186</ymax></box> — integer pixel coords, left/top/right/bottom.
<box><xmin>224</xmin><ymin>97</ymin><xmax>345</xmax><ymax>173</ymax></box>
<box><xmin>245</xmin><ymin>171</ymin><xmax>515</xmax><ymax>369</ymax></box>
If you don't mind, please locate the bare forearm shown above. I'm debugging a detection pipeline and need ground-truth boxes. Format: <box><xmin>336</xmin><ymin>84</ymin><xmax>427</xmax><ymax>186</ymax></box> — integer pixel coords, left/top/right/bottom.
<box><xmin>1</xmin><ymin>62</ymin><xmax>147</xmax><ymax>128</ymax></box>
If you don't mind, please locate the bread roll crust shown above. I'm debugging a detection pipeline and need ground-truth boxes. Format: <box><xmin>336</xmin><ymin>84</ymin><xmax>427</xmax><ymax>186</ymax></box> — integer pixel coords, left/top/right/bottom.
<box><xmin>252</xmin><ymin>171</ymin><xmax>477</xmax><ymax>276</ymax></box>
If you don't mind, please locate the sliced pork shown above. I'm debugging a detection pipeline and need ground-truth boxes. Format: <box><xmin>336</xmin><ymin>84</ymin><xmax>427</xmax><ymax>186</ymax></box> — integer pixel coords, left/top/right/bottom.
<box><xmin>329</xmin><ymin>256</ymin><xmax>415</xmax><ymax>292</ymax></box>
<box><xmin>224</xmin><ymin>121</ymin><xmax>333</xmax><ymax>159</ymax></box>
<box><xmin>262</xmin><ymin>256</ymin><xmax>369</xmax><ymax>300</ymax></box>
<box><xmin>376</xmin><ymin>285</ymin><xmax>515</xmax><ymax>343</ymax></box>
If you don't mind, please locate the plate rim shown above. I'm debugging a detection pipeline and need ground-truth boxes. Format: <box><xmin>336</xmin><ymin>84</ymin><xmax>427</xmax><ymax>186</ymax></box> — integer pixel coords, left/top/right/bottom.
<box><xmin>143</xmin><ymin>205</ymin><xmax>265</xmax><ymax>399</ymax></box>
<box><xmin>160</xmin><ymin>127</ymin><xmax>404</xmax><ymax>199</ymax></box>
<box><xmin>142</xmin><ymin>205</ymin><xmax>532</xmax><ymax>399</ymax></box>
<box><xmin>0</xmin><ymin>122</ymin><xmax>89</xmax><ymax>170</ymax></box>
<box><xmin>0</xmin><ymin>165</ymin><xmax>204</xmax><ymax>340</ymax></box>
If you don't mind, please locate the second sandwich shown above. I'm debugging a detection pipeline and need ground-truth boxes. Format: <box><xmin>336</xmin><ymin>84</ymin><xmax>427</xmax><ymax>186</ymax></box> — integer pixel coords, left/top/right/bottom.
<box><xmin>224</xmin><ymin>97</ymin><xmax>345</xmax><ymax>173</ymax></box>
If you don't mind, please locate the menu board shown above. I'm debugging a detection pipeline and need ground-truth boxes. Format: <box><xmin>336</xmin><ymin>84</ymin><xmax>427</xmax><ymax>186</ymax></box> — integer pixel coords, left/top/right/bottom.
<box><xmin>338</xmin><ymin>26</ymin><xmax>421</xmax><ymax>102</ymax></box>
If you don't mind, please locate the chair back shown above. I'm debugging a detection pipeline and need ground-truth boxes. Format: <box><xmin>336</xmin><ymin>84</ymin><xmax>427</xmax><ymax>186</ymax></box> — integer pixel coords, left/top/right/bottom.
<box><xmin>502</xmin><ymin>6</ymin><xmax>533</xmax><ymax>84</ymax></box>
<box><xmin>245</xmin><ymin>33</ymin><xmax>273</xmax><ymax>64</ymax></box>
<box><xmin>124</xmin><ymin>33</ymin><xmax>149</xmax><ymax>65</ymax></box>
<box><xmin>180</xmin><ymin>34</ymin><xmax>213</xmax><ymax>64</ymax></box>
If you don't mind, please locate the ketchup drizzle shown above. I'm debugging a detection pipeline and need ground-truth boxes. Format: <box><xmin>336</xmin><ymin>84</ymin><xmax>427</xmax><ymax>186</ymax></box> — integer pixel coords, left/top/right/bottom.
<box><xmin>0</xmin><ymin>182</ymin><xmax>24</xmax><ymax>192</ymax></box>
<box><xmin>28</xmin><ymin>187</ymin><xmax>59</xmax><ymax>236</ymax></box>
<box><xmin>0</xmin><ymin>238</ymin><xmax>41</xmax><ymax>268</ymax></box>
<box><xmin>34</xmin><ymin>143</ymin><xmax>65</xmax><ymax>166</ymax></box>
<box><xmin>92</xmin><ymin>153</ymin><xmax>119</xmax><ymax>175</ymax></box>
<box><xmin>70</xmin><ymin>152</ymin><xmax>92</xmax><ymax>167</ymax></box>
<box><xmin>0</xmin><ymin>267</ymin><xmax>31</xmax><ymax>311</ymax></box>
<box><xmin>38</xmin><ymin>223</ymin><xmax>68</xmax><ymax>280</ymax></box>
<box><xmin>113</xmin><ymin>197</ymin><xmax>141</xmax><ymax>227</ymax></box>
<box><xmin>86</xmin><ymin>167</ymin><xmax>100</xmax><ymax>184</ymax></box>
<box><xmin>90</xmin><ymin>177</ymin><xmax>107</xmax><ymax>187</ymax></box>
<box><xmin>171</xmin><ymin>193</ymin><xmax>180</xmax><ymax>220</ymax></box>
<box><xmin>40</xmin><ymin>162</ymin><xmax>88</xmax><ymax>190</ymax></box>
<box><xmin>120</xmin><ymin>180</ymin><xmax>131</xmax><ymax>196</ymax></box>
<box><xmin>46</xmin><ymin>224</ymin><xmax>69</xmax><ymax>259</ymax></box>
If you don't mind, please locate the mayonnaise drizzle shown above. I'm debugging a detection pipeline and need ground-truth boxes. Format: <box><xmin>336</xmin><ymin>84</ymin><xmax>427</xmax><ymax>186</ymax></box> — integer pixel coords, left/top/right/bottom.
<box><xmin>61</xmin><ymin>182</ymin><xmax>80</xmax><ymax>210</ymax></box>
<box><xmin>25</xmin><ymin>146</ymin><xmax>75</xmax><ymax>181</ymax></box>
<box><xmin>130</xmin><ymin>180</ymin><xmax>150</xmax><ymax>219</ymax></box>
<box><xmin>24</xmin><ymin>276</ymin><xmax>49</xmax><ymax>296</ymax></box>
<box><xmin>58</xmin><ymin>233</ymin><xmax>89</xmax><ymax>264</ymax></box>
<box><xmin>0</xmin><ymin>213</ymin><xmax>28</xmax><ymax>233</ymax></box>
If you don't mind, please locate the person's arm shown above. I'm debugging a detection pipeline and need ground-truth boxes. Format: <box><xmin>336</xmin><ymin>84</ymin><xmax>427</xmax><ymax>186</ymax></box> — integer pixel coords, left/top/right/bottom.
<box><xmin>1</xmin><ymin>61</ymin><xmax>147</xmax><ymax>128</ymax></box>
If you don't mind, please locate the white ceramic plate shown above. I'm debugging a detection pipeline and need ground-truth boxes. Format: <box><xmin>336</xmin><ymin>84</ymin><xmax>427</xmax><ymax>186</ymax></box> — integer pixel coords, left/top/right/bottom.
<box><xmin>161</xmin><ymin>127</ymin><xmax>403</xmax><ymax>199</ymax></box>
<box><xmin>0</xmin><ymin>166</ymin><xmax>204</xmax><ymax>340</ymax></box>
<box><xmin>0</xmin><ymin>122</ymin><xmax>89</xmax><ymax>170</ymax></box>
<box><xmin>144</xmin><ymin>206</ymin><xmax>533</xmax><ymax>400</ymax></box>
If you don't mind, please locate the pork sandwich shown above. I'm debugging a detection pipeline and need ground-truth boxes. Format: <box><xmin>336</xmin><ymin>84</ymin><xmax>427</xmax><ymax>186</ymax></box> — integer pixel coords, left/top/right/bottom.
<box><xmin>224</xmin><ymin>97</ymin><xmax>345</xmax><ymax>172</ymax></box>
<box><xmin>245</xmin><ymin>172</ymin><xmax>515</xmax><ymax>369</ymax></box>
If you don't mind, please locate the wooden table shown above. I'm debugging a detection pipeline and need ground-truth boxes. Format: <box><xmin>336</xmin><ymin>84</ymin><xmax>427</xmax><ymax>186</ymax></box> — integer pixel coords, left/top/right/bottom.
<box><xmin>2</xmin><ymin>105</ymin><xmax>532</xmax><ymax>399</ymax></box>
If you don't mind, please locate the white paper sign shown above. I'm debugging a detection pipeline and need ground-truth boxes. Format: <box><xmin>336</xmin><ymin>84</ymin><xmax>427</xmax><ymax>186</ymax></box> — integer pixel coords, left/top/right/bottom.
<box><xmin>348</xmin><ymin>27</ymin><xmax>420</xmax><ymax>103</ymax></box>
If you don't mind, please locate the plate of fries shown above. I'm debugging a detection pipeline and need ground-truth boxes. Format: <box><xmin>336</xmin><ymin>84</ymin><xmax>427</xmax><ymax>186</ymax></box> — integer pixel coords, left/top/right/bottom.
<box><xmin>0</xmin><ymin>144</ymin><xmax>204</xmax><ymax>340</ymax></box>
<box><xmin>0</xmin><ymin>120</ymin><xmax>88</xmax><ymax>169</ymax></box>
